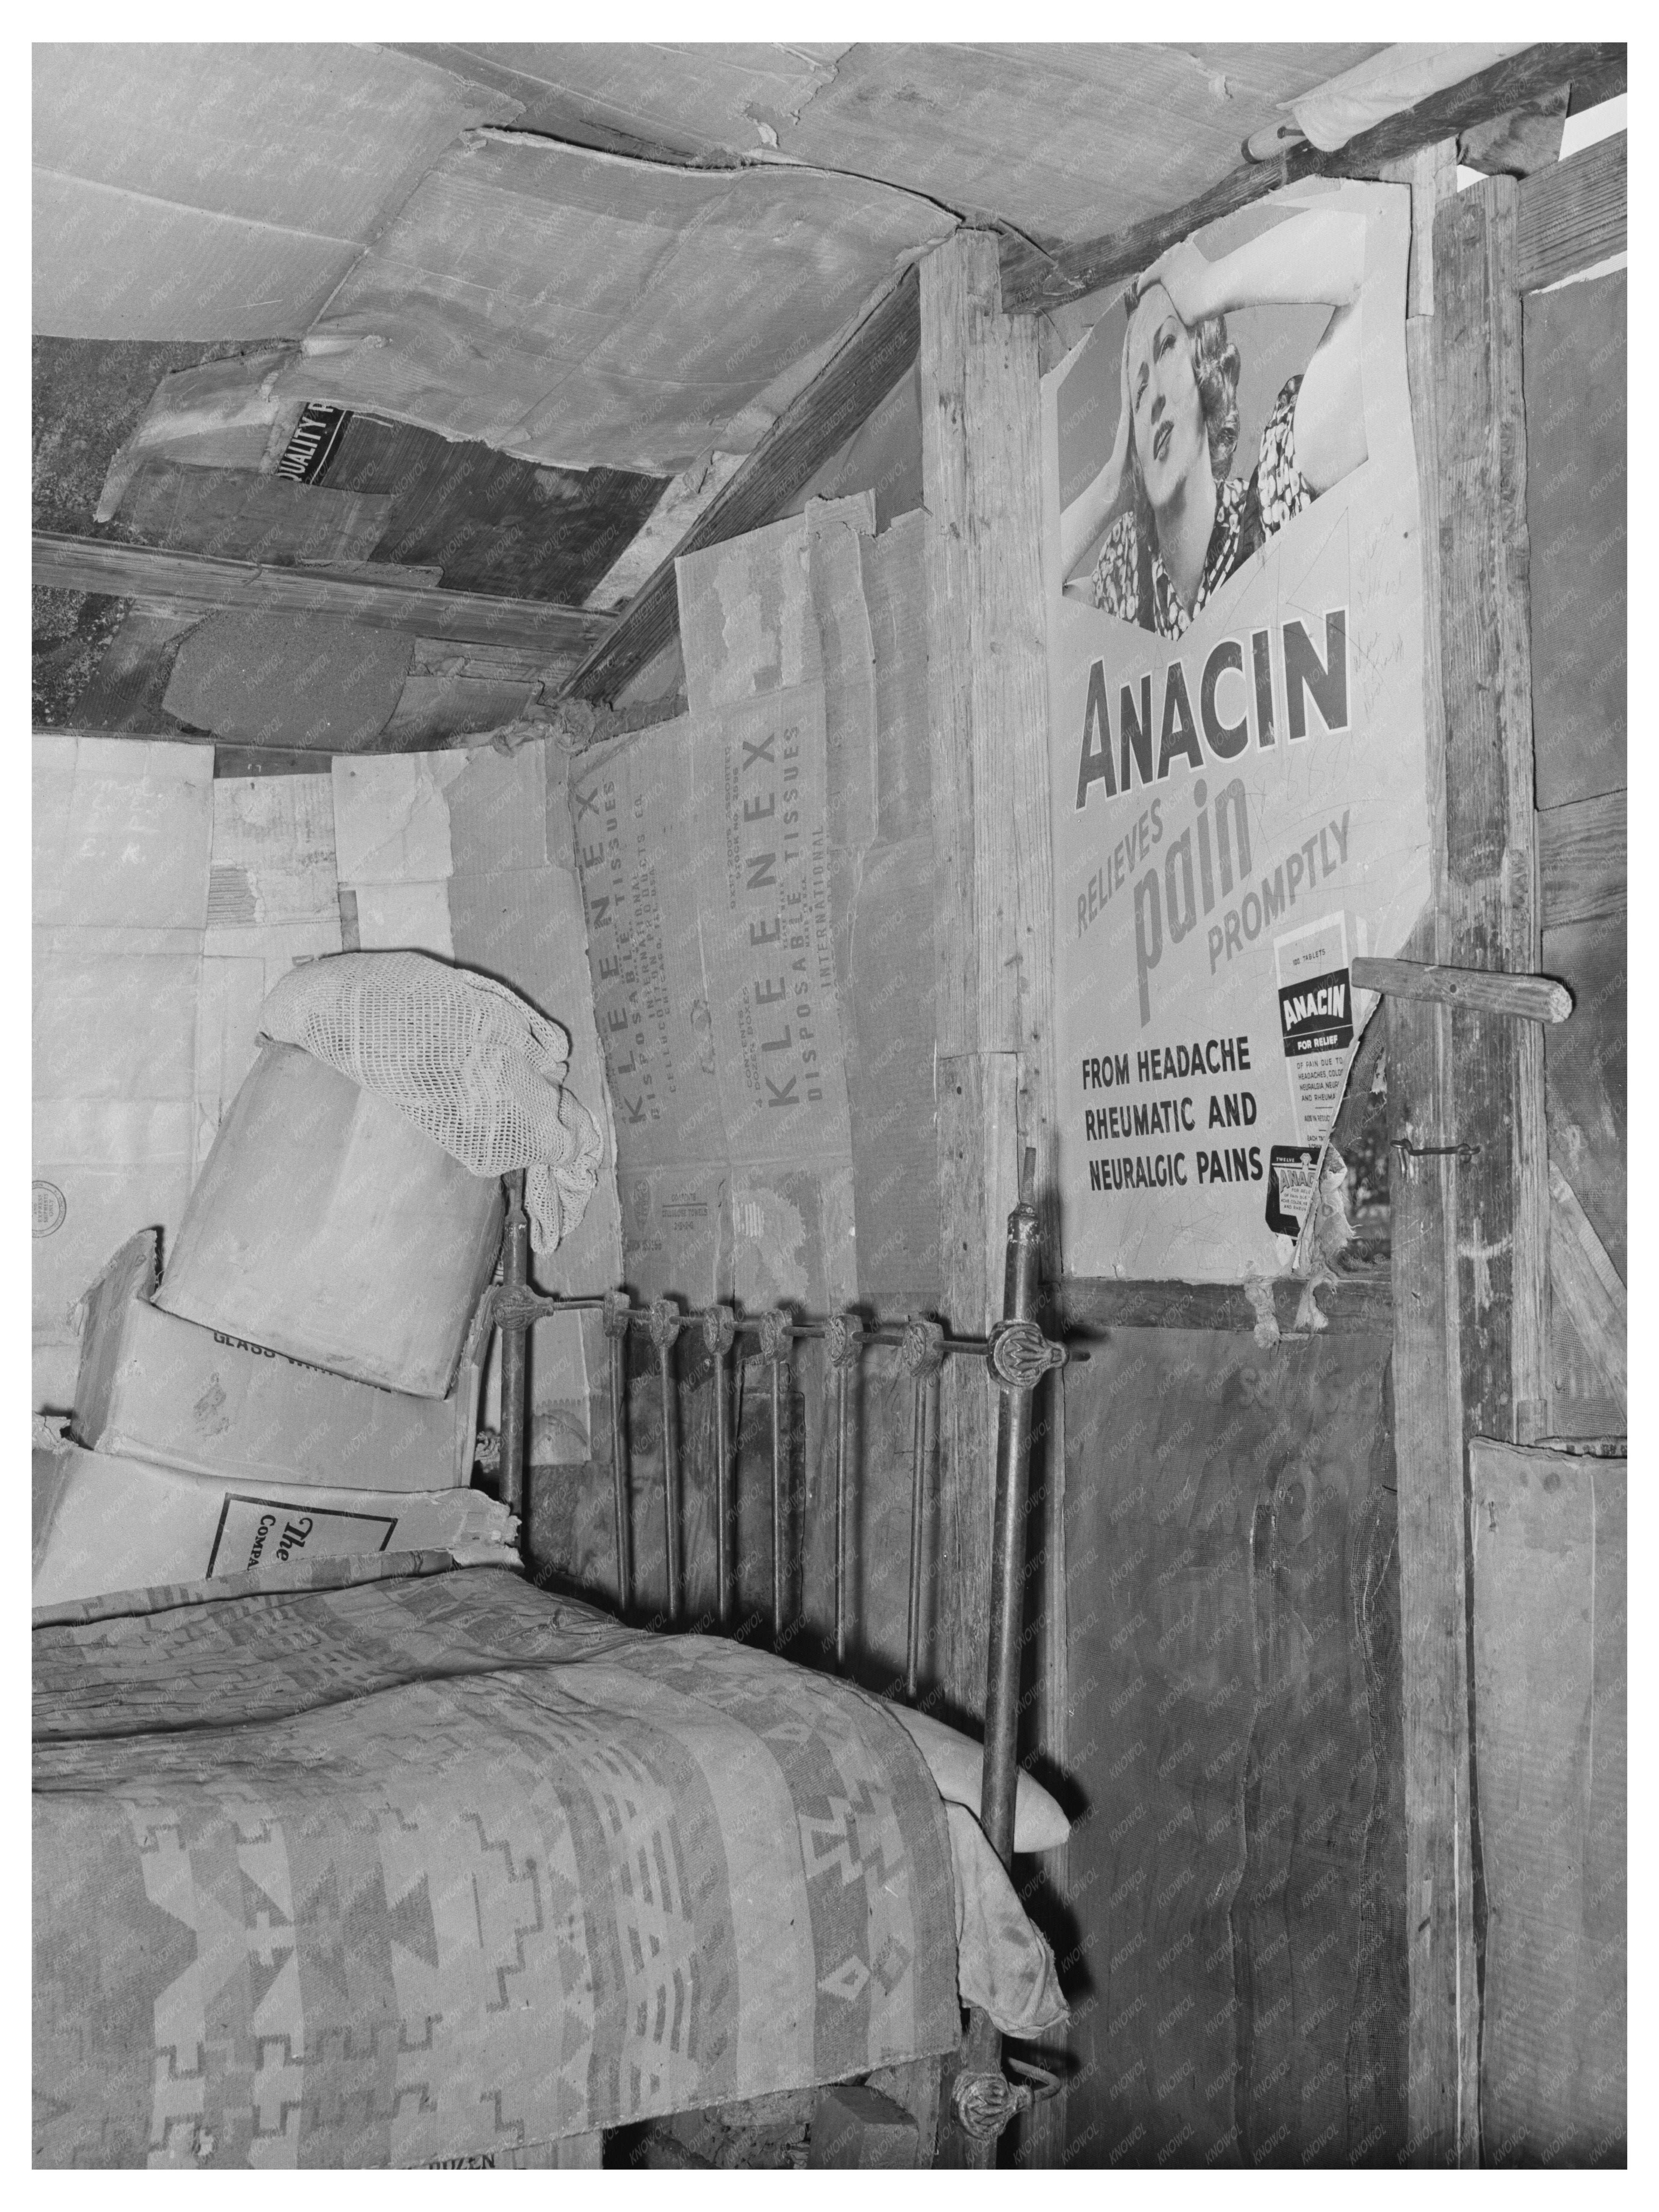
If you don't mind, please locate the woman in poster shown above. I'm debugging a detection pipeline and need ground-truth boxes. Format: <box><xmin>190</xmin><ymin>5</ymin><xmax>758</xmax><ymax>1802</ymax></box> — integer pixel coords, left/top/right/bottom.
<box><xmin>1060</xmin><ymin>207</ymin><xmax>1369</xmax><ymax>638</ymax></box>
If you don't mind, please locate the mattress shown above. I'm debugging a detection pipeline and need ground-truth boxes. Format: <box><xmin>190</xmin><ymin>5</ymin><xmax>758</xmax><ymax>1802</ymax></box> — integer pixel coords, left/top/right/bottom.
<box><xmin>33</xmin><ymin>1551</ymin><xmax>961</xmax><ymax>2168</ymax></box>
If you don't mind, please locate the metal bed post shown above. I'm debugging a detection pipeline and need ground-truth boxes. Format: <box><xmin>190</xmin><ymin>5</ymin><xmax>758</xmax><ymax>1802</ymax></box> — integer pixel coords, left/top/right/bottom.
<box><xmin>497</xmin><ymin>1169</ymin><xmax>531</xmax><ymax>1531</ymax></box>
<box><xmin>979</xmin><ymin>1159</ymin><xmax>1065</xmax><ymax>1861</ymax></box>
<box><xmin>648</xmin><ymin>1296</ymin><xmax>682</xmax><ymax>1625</ymax></box>
<box><xmin>757</xmin><ymin>1309</ymin><xmax>792</xmax><ymax>1645</ymax></box>
<box><xmin>941</xmin><ymin>1153</ymin><xmax>1067</xmax><ymax>2168</ymax></box>
<box><xmin>825</xmin><ymin>1312</ymin><xmax>863</xmax><ymax>1672</ymax></box>
<box><xmin>703</xmin><ymin>1304</ymin><xmax>736</xmax><ymax>1627</ymax></box>
<box><xmin>603</xmin><ymin>1290</ymin><xmax>633</xmax><ymax>1616</ymax></box>
<box><xmin>899</xmin><ymin>1317</ymin><xmax>945</xmax><ymax>1702</ymax></box>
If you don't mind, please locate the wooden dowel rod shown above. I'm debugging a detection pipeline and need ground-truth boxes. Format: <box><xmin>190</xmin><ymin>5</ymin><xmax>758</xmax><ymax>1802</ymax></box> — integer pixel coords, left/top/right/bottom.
<box><xmin>1352</xmin><ymin>955</ymin><xmax>1572</xmax><ymax>1025</ymax></box>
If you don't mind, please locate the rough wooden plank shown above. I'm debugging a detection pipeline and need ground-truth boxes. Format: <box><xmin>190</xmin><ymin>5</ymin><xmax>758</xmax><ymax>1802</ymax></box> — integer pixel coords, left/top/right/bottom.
<box><xmin>1516</xmin><ymin>131</ymin><xmax>1626</xmax><ymax>292</ymax></box>
<box><xmin>1384</xmin><ymin>145</ymin><xmax>1482</xmax><ymax>2170</ymax></box>
<box><xmin>1547</xmin><ymin>1160</ymin><xmax>1626</xmax><ymax>1409</ymax></box>
<box><xmin>1469</xmin><ymin>1441</ymin><xmax>1626</xmax><ymax>2164</ymax></box>
<box><xmin>922</xmin><ymin>236</ymin><xmax>1000</xmax><ymax>1720</ymax></box>
<box><xmin>920</xmin><ymin>227</ymin><xmax>1056</xmax><ymax>1737</ymax></box>
<box><xmin>563</xmin><ymin>265</ymin><xmax>921</xmax><ymax>706</ymax></box>
<box><xmin>999</xmin><ymin>44</ymin><xmax>1626</xmax><ymax>313</ymax></box>
<box><xmin>934</xmin><ymin>1049</ymin><xmax>1016</xmax><ymax>1718</ymax></box>
<box><xmin>1388</xmin><ymin>995</ymin><xmax>1480</xmax><ymax>2168</ymax></box>
<box><xmin>1543</xmin><ymin>914</ymin><xmax>1625</xmax><ymax>1282</ymax></box>
<box><xmin>32</xmin><ymin>532</ymin><xmax>608</xmax><ymax>656</ymax></box>
<box><xmin>921</xmin><ymin>237</ymin><xmax>987</xmax><ymax>1064</ymax></box>
<box><xmin>1538</xmin><ymin>791</ymin><xmax>1626</xmax><ymax>928</ymax></box>
<box><xmin>1353</xmin><ymin>957</ymin><xmax>1571</xmax><ymax>1026</ymax></box>
<box><xmin>1055</xmin><ymin>1269</ymin><xmax>1390</xmax><ymax>1336</ymax></box>
<box><xmin>1432</xmin><ymin>175</ymin><xmax>1550</xmax><ymax>1446</ymax></box>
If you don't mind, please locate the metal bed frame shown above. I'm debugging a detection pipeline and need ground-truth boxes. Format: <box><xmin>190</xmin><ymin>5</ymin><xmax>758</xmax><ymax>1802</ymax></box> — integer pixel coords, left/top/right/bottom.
<box><xmin>489</xmin><ymin>1152</ymin><xmax>1068</xmax><ymax>2164</ymax></box>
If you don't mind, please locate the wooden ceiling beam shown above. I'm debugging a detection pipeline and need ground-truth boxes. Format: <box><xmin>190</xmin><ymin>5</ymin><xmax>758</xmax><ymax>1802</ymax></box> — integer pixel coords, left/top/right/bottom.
<box><xmin>33</xmin><ymin>533</ymin><xmax>611</xmax><ymax>659</ymax></box>
<box><xmin>560</xmin><ymin>262</ymin><xmax>921</xmax><ymax>707</ymax></box>
<box><xmin>999</xmin><ymin>41</ymin><xmax>1627</xmax><ymax>313</ymax></box>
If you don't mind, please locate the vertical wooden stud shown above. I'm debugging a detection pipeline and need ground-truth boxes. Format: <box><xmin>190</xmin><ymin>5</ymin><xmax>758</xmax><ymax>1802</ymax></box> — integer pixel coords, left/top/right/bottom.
<box><xmin>920</xmin><ymin>229</ymin><xmax>1057</xmax><ymax>1721</ymax></box>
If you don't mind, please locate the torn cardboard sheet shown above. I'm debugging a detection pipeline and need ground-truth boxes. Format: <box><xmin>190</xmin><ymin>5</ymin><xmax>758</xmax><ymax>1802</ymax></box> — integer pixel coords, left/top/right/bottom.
<box><xmin>195</xmin><ymin>776</ymin><xmax>343</xmax><ymax>1169</ymax></box>
<box><xmin>162</xmin><ymin>612</ymin><xmax>414</xmax><ymax>751</ymax></box>
<box><xmin>575</xmin><ymin>685</ymin><xmax>856</xmax><ymax>1309</ymax></box>
<box><xmin>352</xmin><ymin>884</ymin><xmax>456</xmax><ymax>959</ymax></box>
<box><xmin>330</xmin><ymin>752</ymin><xmax>464</xmax><ymax>963</ymax></box>
<box><xmin>279</xmin><ymin>131</ymin><xmax>954</xmax><ymax>472</ymax></box>
<box><xmin>33</xmin><ymin>1099</ymin><xmax>196</xmax><ymax>1389</ymax></box>
<box><xmin>210</xmin><ymin>774</ymin><xmax>341</xmax><ymax>926</ymax></box>
<box><xmin>32</xmin><ymin>738</ymin><xmax>211</xmax><ymax>1410</ymax></box>
<box><xmin>333</xmin><ymin>753</ymin><xmax>466</xmax><ymax>882</ymax></box>
<box><xmin>33</xmin><ymin>734</ymin><xmax>213</xmax><ymax>929</ymax></box>
<box><xmin>32</xmin><ymin>1442</ymin><xmax>515</xmax><ymax>1612</ymax></box>
<box><xmin>73</xmin><ymin>1230</ymin><xmax>485</xmax><ymax>1495</ymax></box>
<box><xmin>112</xmin><ymin>460</ymin><xmax>393</xmax><ymax>566</ymax></box>
<box><xmin>92</xmin><ymin>348</ymin><xmax>305</xmax><ymax>522</ymax></box>
<box><xmin>574</xmin><ymin>494</ymin><xmax>939</xmax><ymax>1309</ymax></box>
<box><xmin>33</xmin><ymin>44</ymin><xmax>520</xmax><ymax>339</ymax></box>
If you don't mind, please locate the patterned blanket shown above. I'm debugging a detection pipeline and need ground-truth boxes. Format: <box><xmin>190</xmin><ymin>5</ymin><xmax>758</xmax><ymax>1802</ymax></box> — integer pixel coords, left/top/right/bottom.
<box><xmin>34</xmin><ymin>1554</ymin><xmax>959</xmax><ymax>2168</ymax></box>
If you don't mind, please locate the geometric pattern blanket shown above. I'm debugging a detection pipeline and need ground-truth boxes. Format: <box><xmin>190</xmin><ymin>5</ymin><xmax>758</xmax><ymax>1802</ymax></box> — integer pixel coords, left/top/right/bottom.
<box><xmin>33</xmin><ymin>1554</ymin><xmax>959</xmax><ymax>2168</ymax></box>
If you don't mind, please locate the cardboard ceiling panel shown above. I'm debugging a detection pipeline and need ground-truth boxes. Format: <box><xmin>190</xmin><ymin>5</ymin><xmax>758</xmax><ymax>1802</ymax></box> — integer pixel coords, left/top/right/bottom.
<box><xmin>32</xmin><ymin>44</ymin><xmax>519</xmax><ymax>339</ymax></box>
<box><xmin>413</xmin><ymin>41</ymin><xmax>1384</xmax><ymax>249</ymax></box>
<box><xmin>404</xmin><ymin>42</ymin><xmax>851</xmax><ymax>155</ymax></box>
<box><xmin>278</xmin><ymin>130</ymin><xmax>956</xmax><ymax>472</ymax></box>
<box><xmin>780</xmin><ymin>43</ymin><xmax>1386</xmax><ymax>243</ymax></box>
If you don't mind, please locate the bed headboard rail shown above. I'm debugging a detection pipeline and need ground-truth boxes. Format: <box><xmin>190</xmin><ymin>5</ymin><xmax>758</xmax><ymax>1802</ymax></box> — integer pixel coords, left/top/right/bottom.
<box><xmin>491</xmin><ymin>1163</ymin><xmax>1067</xmax><ymax>1868</ymax></box>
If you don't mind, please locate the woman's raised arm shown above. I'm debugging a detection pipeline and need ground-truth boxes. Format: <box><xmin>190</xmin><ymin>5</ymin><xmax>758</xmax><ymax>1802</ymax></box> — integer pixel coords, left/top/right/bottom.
<box><xmin>1144</xmin><ymin>210</ymin><xmax>1369</xmax><ymax>496</ymax></box>
<box><xmin>1059</xmin><ymin>328</ymin><xmax>1133</xmax><ymax>585</ymax></box>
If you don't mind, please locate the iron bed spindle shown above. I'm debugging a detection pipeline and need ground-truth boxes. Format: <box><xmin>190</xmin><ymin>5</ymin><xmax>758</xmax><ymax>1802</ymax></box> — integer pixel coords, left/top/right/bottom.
<box><xmin>703</xmin><ymin>1304</ymin><xmax>736</xmax><ymax>1626</ymax></box>
<box><xmin>826</xmin><ymin>1312</ymin><xmax>862</xmax><ymax>1671</ymax></box>
<box><xmin>757</xmin><ymin>1310</ymin><xmax>793</xmax><ymax>1644</ymax></box>
<box><xmin>603</xmin><ymin>1291</ymin><xmax>633</xmax><ymax>1616</ymax></box>
<box><xmin>648</xmin><ymin>1297</ymin><xmax>683</xmax><ymax>1625</ymax></box>
<box><xmin>899</xmin><ymin>1317</ymin><xmax>945</xmax><ymax>1703</ymax></box>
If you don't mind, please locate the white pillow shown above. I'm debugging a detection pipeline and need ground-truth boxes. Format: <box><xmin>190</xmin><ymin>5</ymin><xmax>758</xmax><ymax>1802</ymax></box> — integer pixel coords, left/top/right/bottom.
<box><xmin>887</xmin><ymin>1703</ymin><xmax>1070</xmax><ymax>1851</ymax></box>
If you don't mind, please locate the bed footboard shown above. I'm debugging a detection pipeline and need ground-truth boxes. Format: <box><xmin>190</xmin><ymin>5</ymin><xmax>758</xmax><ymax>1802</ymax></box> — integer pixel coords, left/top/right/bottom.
<box><xmin>491</xmin><ymin>1152</ymin><xmax>1070</xmax><ymax>2166</ymax></box>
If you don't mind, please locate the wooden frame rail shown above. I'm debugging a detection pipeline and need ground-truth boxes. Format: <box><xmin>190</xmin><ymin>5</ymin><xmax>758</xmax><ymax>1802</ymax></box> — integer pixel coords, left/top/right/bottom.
<box><xmin>33</xmin><ymin>531</ymin><xmax>611</xmax><ymax>658</ymax></box>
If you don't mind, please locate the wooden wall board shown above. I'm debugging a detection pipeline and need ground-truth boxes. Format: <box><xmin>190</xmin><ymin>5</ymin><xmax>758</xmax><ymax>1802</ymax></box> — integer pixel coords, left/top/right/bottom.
<box><xmin>1523</xmin><ymin>271</ymin><xmax>1626</xmax><ymax>812</ymax></box>
<box><xmin>1056</xmin><ymin>1271</ymin><xmax>1390</xmax><ymax>1336</ymax></box>
<box><xmin>1383</xmin><ymin>142</ymin><xmax>1480</xmax><ymax>2170</ymax></box>
<box><xmin>1538</xmin><ymin>792</ymin><xmax>1625</xmax><ymax>931</ymax></box>
<box><xmin>1470</xmin><ymin>1441</ymin><xmax>1626</xmax><ymax>2164</ymax></box>
<box><xmin>1055</xmin><ymin>1328</ymin><xmax>1404</xmax><ymax>2164</ymax></box>
<box><xmin>34</xmin><ymin>534</ymin><xmax>610</xmax><ymax>657</ymax></box>
<box><xmin>1515</xmin><ymin>131</ymin><xmax>1626</xmax><ymax>293</ymax></box>
<box><xmin>1542</xmin><ymin>915</ymin><xmax>1626</xmax><ymax>1284</ymax></box>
